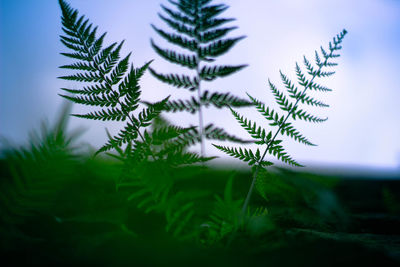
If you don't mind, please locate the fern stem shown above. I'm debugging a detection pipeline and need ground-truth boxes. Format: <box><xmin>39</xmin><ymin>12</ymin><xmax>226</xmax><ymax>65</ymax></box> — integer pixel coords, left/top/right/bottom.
<box><xmin>196</xmin><ymin>63</ymin><xmax>206</xmax><ymax>158</ymax></box>
<box><xmin>195</xmin><ymin>4</ymin><xmax>205</xmax><ymax>158</ymax></box>
<box><xmin>240</xmin><ymin>45</ymin><xmax>338</xmax><ymax>217</ymax></box>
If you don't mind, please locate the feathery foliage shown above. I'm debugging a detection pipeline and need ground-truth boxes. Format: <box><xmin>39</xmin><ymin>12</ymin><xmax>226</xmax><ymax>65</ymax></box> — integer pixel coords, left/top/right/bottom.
<box><xmin>58</xmin><ymin>0</ymin><xmax>172</xmax><ymax>158</ymax></box>
<box><xmin>214</xmin><ymin>30</ymin><xmax>347</xmax><ymax>219</ymax></box>
<box><xmin>58</xmin><ymin>0</ymin><xmax>217</xmax><ymax>240</ymax></box>
<box><xmin>57</xmin><ymin>0</ymin><xmax>349</xmax><ymax>245</ymax></box>
<box><xmin>150</xmin><ymin>0</ymin><xmax>252</xmax><ymax>156</ymax></box>
<box><xmin>0</xmin><ymin>103</ymin><xmax>85</xmax><ymax>249</ymax></box>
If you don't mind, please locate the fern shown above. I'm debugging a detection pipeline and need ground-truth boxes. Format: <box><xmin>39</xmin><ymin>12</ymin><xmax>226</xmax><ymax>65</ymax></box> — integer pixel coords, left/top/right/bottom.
<box><xmin>58</xmin><ymin>0</ymin><xmax>219</xmax><ymax>241</ymax></box>
<box><xmin>150</xmin><ymin>0</ymin><xmax>252</xmax><ymax>156</ymax></box>
<box><xmin>58</xmin><ymin>0</ymin><xmax>174</xmax><ymax>159</ymax></box>
<box><xmin>0</xmin><ymin>102</ymin><xmax>85</xmax><ymax>249</ymax></box>
<box><xmin>202</xmin><ymin>176</ymin><xmax>243</xmax><ymax>244</ymax></box>
<box><xmin>214</xmin><ymin>30</ymin><xmax>347</xmax><ymax>218</ymax></box>
<box><xmin>202</xmin><ymin>175</ymin><xmax>272</xmax><ymax>246</ymax></box>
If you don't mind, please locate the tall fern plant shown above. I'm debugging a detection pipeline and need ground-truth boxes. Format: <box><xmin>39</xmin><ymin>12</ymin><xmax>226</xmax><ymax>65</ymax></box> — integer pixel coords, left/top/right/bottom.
<box><xmin>214</xmin><ymin>30</ymin><xmax>347</xmax><ymax>216</ymax></box>
<box><xmin>150</xmin><ymin>0</ymin><xmax>252</xmax><ymax>157</ymax></box>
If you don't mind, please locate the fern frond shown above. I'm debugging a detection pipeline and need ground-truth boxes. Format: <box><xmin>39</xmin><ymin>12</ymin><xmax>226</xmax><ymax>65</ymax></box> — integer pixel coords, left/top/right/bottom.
<box><xmin>159</xmin><ymin>13</ymin><xmax>196</xmax><ymax>38</ymax></box>
<box><xmin>199</xmin><ymin>18</ymin><xmax>235</xmax><ymax>32</ymax></box>
<box><xmin>229</xmin><ymin>109</ymin><xmax>272</xmax><ymax>145</ymax></box>
<box><xmin>94</xmin><ymin>42</ymin><xmax>117</xmax><ymax>65</ymax></box>
<box><xmin>278</xmin><ymin>122</ymin><xmax>315</xmax><ymax>146</ymax></box>
<box><xmin>199</xmin><ymin>27</ymin><xmax>237</xmax><ymax>43</ymax></box>
<box><xmin>59</xmin><ymin>92</ymin><xmax>118</xmax><ymax>107</ymax></box>
<box><xmin>199</xmin><ymin>37</ymin><xmax>245</xmax><ymax>59</ymax></box>
<box><xmin>73</xmin><ymin>107</ymin><xmax>126</xmax><ymax>121</ymax></box>
<box><xmin>135</xmin><ymin>96</ymin><xmax>170</xmax><ymax>128</ymax></box>
<box><xmin>268</xmin><ymin>80</ymin><xmax>295</xmax><ymax>112</ymax></box>
<box><xmin>204</xmin><ymin>124</ymin><xmax>252</xmax><ymax>144</ymax></box>
<box><xmin>148</xmin><ymin>68</ymin><xmax>199</xmax><ymax>91</ymax></box>
<box><xmin>201</xmin><ymin>91</ymin><xmax>252</xmax><ymax>108</ymax></box>
<box><xmin>279</xmin><ymin>71</ymin><xmax>329</xmax><ymax>107</ymax></box>
<box><xmin>292</xmin><ymin>109</ymin><xmax>327</xmax><ymax>123</ymax></box>
<box><xmin>148</xmin><ymin>125</ymin><xmax>192</xmax><ymax>145</ymax></box>
<box><xmin>268</xmin><ymin>143</ymin><xmax>303</xmax><ymax>167</ymax></box>
<box><xmin>205</xmin><ymin>176</ymin><xmax>243</xmax><ymax>244</ymax></box>
<box><xmin>167</xmin><ymin>151</ymin><xmax>216</xmax><ymax>166</ymax></box>
<box><xmin>96</xmin><ymin>121</ymin><xmax>139</xmax><ymax>154</ymax></box>
<box><xmin>60</xmin><ymin>52</ymin><xmax>91</xmax><ymax>61</ymax></box>
<box><xmin>200</xmin><ymin>3</ymin><xmax>228</xmax><ymax>20</ymax></box>
<box><xmin>200</xmin><ymin>64</ymin><xmax>247</xmax><ymax>81</ymax></box>
<box><xmin>58</xmin><ymin>72</ymin><xmax>103</xmax><ymax>83</ymax></box>
<box><xmin>151</xmin><ymin>40</ymin><xmax>197</xmax><ymax>69</ymax></box>
<box><xmin>159</xmin><ymin>90</ymin><xmax>251</xmax><ymax>114</ymax></box>
<box><xmin>101</xmin><ymin>41</ymin><xmax>124</xmax><ymax>75</ymax></box>
<box><xmin>61</xmin><ymin>83</ymin><xmax>110</xmax><ymax>95</ymax></box>
<box><xmin>162</xmin><ymin>97</ymin><xmax>200</xmax><ymax>113</ymax></box>
<box><xmin>166</xmin><ymin>201</ymin><xmax>195</xmax><ymax>237</ymax></box>
<box><xmin>169</xmin><ymin>0</ymin><xmax>197</xmax><ymax>17</ymax></box>
<box><xmin>151</xmin><ymin>25</ymin><xmax>197</xmax><ymax>52</ymax></box>
<box><xmin>212</xmin><ymin>30</ymin><xmax>347</xmax><ymax>221</ymax></box>
<box><xmin>246</xmin><ymin>94</ymin><xmax>285</xmax><ymax>127</ymax></box>
<box><xmin>151</xmin><ymin>0</ymin><xmax>248</xmax><ymax>156</ymax></box>
<box><xmin>308</xmin><ymin>80</ymin><xmax>332</xmax><ymax>92</ymax></box>
<box><xmin>59</xmin><ymin>61</ymin><xmax>98</xmax><ymax>72</ymax></box>
<box><xmin>160</xmin><ymin>5</ymin><xmax>195</xmax><ymax>26</ymax></box>
<box><xmin>304</xmin><ymin>56</ymin><xmax>336</xmax><ymax>78</ymax></box>
<box><xmin>108</xmin><ymin>53</ymin><xmax>131</xmax><ymax>85</ymax></box>
<box><xmin>167</xmin><ymin>127</ymin><xmax>200</xmax><ymax>147</ymax></box>
<box><xmin>213</xmin><ymin>145</ymin><xmax>272</xmax><ymax>167</ymax></box>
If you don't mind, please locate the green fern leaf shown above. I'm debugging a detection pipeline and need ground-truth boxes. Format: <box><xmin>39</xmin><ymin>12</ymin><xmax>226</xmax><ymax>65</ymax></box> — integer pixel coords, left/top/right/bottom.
<box><xmin>61</xmin><ymin>84</ymin><xmax>110</xmax><ymax>95</ymax></box>
<box><xmin>246</xmin><ymin>93</ymin><xmax>285</xmax><ymax>127</ymax></box>
<box><xmin>199</xmin><ymin>18</ymin><xmax>235</xmax><ymax>32</ymax></box>
<box><xmin>158</xmin><ymin>13</ymin><xmax>196</xmax><ymax>38</ymax></box>
<box><xmin>58</xmin><ymin>72</ymin><xmax>103</xmax><ymax>83</ymax></box>
<box><xmin>268</xmin><ymin>143</ymin><xmax>303</xmax><ymax>167</ymax></box>
<box><xmin>161</xmin><ymin>3</ymin><xmax>196</xmax><ymax>25</ymax></box>
<box><xmin>279</xmin><ymin>71</ymin><xmax>329</xmax><ymax>107</ymax></box>
<box><xmin>213</xmin><ymin>145</ymin><xmax>271</xmax><ymax>166</ymax></box>
<box><xmin>151</xmin><ymin>25</ymin><xmax>197</xmax><ymax>52</ymax></box>
<box><xmin>200</xmin><ymin>64</ymin><xmax>247</xmax><ymax>81</ymax></box>
<box><xmin>59</xmin><ymin>93</ymin><xmax>118</xmax><ymax>107</ymax></box>
<box><xmin>199</xmin><ymin>27</ymin><xmax>237</xmax><ymax>43</ymax></box>
<box><xmin>108</xmin><ymin>53</ymin><xmax>131</xmax><ymax>85</ymax></box>
<box><xmin>204</xmin><ymin>124</ymin><xmax>252</xmax><ymax>144</ymax></box>
<box><xmin>148</xmin><ymin>68</ymin><xmax>199</xmax><ymax>90</ymax></box>
<box><xmin>229</xmin><ymin>108</ymin><xmax>272</xmax><ymax>145</ymax></box>
<box><xmin>199</xmin><ymin>37</ymin><xmax>245</xmax><ymax>59</ymax></box>
<box><xmin>151</xmin><ymin>40</ymin><xmax>197</xmax><ymax>69</ymax></box>
<box><xmin>73</xmin><ymin>107</ymin><xmax>126</xmax><ymax>121</ymax></box>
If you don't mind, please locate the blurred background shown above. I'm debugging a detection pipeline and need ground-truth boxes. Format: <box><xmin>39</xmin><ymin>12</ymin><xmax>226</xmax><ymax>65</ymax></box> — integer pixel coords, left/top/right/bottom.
<box><xmin>1</xmin><ymin>0</ymin><xmax>399</xmax><ymax>174</ymax></box>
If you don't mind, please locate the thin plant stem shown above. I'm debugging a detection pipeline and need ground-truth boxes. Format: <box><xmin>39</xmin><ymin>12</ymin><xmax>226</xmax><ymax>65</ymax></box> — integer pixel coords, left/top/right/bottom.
<box><xmin>196</xmin><ymin>63</ymin><xmax>205</xmax><ymax>158</ymax></box>
<box><xmin>195</xmin><ymin>4</ymin><xmax>205</xmax><ymax>158</ymax></box>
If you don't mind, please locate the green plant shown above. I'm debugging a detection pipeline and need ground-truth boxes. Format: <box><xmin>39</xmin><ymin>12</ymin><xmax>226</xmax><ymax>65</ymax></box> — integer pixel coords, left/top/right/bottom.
<box><xmin>57</xmin><ymin>0</ymin><xmax>216</xmax><ymax>240</ymax></box>
<box><xmin>57</xmin><ymin>0</ymin><xmax>348</xmax><ymax>244</ymax></box>
<box><xmin>149</xmin><ymin>0</ymin><xmax>252</xmax><ymax>156</ymax></box>
<box><xmin>0</xmin><ymin>102</ymin><xmax>84</xmax><ymax>250</ymax></box>
<box><xmin>214</xmin><ymin>29</ymin><xmax>347</xmax><ymax>218</ymax></box>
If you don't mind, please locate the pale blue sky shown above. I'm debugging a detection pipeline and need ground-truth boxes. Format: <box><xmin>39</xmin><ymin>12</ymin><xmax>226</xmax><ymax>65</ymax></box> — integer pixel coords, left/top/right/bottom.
<box><xmin>1</xmin><ymin>0</ymin><xmax>400</xmax><ymax>170</ymax></box>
